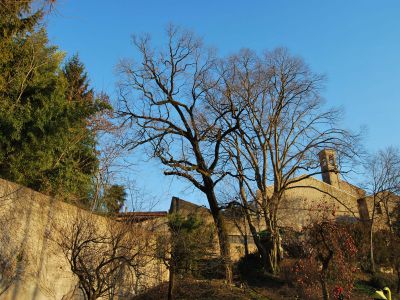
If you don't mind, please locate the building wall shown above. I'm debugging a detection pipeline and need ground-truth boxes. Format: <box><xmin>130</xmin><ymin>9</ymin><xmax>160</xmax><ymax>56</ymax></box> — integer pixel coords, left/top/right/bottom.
<box><xmin>277</xmin><ymin>177</ymin><xmax>362</xmax><ymax>230</ymax></box>
<box><xmin>364</xmin><ymin>192</ymin><xmax>399</xmax><ymax>231</ymax></box>
<box><xmin>169</xmin><ymin>176</ymin><xmax>369</xmax><ymax>260</ymax></box>
<box><xmin>0</xmin><ymin>179</ymin><xmax>167</xmax><ymax>300</ymax></box>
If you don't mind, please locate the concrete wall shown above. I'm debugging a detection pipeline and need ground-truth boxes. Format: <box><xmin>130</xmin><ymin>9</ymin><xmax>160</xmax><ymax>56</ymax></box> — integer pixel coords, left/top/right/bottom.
<box><xmin>0</xmin><ymin>179</ymin><xmax>80</xmax><ymax>300</ymax></box>
<box><xmin>0</xmin><ymin>179</ymin><xmax>167</xmax><ymax>300</ymax></box>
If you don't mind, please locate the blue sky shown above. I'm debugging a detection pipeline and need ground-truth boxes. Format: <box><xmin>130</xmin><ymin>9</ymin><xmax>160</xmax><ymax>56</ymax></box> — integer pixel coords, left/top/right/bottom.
<box><xmin>46</xmin><ymin>0</ymin><xmax>400</xmax><ymax>210</ymax></box>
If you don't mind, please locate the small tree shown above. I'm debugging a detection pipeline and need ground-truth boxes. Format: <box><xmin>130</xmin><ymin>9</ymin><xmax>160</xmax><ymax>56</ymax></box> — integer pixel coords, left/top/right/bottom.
<box><xmin>156</xmin><ymin>213</ymin><xmax>214</xmax><ymax>300</ymax></box>
<box><xmin>102</xmin><ymin>184</ymin><xmax>127</xmax><ymax>214</ymax></box>
<box><xmin>364</xmin><ymin>147</ymin><xmax>400</xmax><ymax>273</ymax></box>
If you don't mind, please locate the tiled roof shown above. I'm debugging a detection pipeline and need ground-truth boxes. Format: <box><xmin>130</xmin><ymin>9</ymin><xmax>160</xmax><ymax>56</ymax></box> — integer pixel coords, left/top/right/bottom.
<box><xmin>115</xmin><ymin>211</ymin><xmax>168</xmax><ymax>222</ymax></box>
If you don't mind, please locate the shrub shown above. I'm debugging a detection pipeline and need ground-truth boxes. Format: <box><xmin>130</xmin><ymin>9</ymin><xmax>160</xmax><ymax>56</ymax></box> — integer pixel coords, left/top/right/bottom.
<box><xmin>369</xmin><ymin>273</ymin><xmax>397</xmax><ymax>290</ymax></box>
<box><xmin>196</xmin><ymin>257</ymin><xmax>226</xmax><ymax>279</ymax></box>
<box><xmin>237</xmin><ymin>252</ymin><xmax>263</xmax><ymax>278</ymax></box>
<box><xmin>373</xmin><ymin>230</ymin><xmax>392</xmax><ymax>267</ymax></box>
<box><xmin>347</xmin><ymin>222</ymin><xmax>370</xmax><ymax>271</ymax></box>
<box><xmin>291</xmin><ymin>221</ymin><xmax>358</xmax><ymax>300</ymax></box>
<box><xmin>280</xmin><ymin>228</ymin><xmax>306</xmax><ymax>259</ymax></box>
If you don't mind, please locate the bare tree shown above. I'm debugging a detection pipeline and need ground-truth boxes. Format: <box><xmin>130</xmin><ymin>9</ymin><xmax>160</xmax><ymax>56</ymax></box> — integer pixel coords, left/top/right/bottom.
<box><xmin>53</xmin><ymin>211</ymin><xmax>152</xmax><ymax>300</ymax></box>
<box><xmin>117</xmin><ymin>25</ymin><xmax>239</xmax><ymax>282</ymax></box>
<box><xmin>212</xmin><ymin>48</ymin><xmax>358</xmax><ymax>274</ymax></box>
<box><xmin>87</xmin><ymin>99</ymin><xmax>139</xmax><ymax>214</ymax></box>
<box><xmin>364</xmin><ymin>146</ymin><xmax>400</xmax><ymax>273</ymax></box>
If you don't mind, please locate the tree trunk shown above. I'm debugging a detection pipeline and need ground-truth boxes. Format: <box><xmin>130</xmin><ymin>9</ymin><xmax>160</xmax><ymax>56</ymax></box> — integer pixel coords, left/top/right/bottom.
<box><xmin>369</xmin><ymin>197</ymin><xmax>377</xmax><ymax>274</ymax></box>
<box><xmin>243</xmin><ymin>234</ymin><xmax>249</xmax><ymax>257</ymax></box>
<box><xmin>321</xmin><ymin>277</ymin><xmax>329</xmax><ymax>300</ymax></box>
<box><xmin>320</xmin><ymin>253</ymin><xmax>332</xmax><ymax>300</ymax></box>
<box><xmin>370</xmin><ymin>220</ymin><xmax>376</xmax><ymax>273</ymax></box>
<box><xmin>264</xmin><ymin>232</ymin><xmax>281</xmax><ymax>275</ymax></box>
<box><xmin>269</xmin><ymin>240</ymin><xmax>279</xmax><ymax>275</ymax></box>
<box><xmin>239</xmin><ymin>185</ymin><xmax>281</xmax><ymax>275</ymax></box>
<box><xmin>168</xmin><ymin>263</ymin><xmax>175</xmax><ymax>300</ymax></box>
<box><xmin>262</xmin><ymin>192</ymin><xmax>283</xmax><ymax>275</ymax></box>
<box><xmin>212</xmin><ymin>210</ymin><xmax>233</xmax><ymax>283</ymax></box>
<box><xmin>203</xmin><ymin>177</ymin><xmax>233</xmax><ymax>283</ymax></box>
<box><xmin>80</xmin><ymin>285</ymin><xmax>90</xmax><ymax>300</ymax></box>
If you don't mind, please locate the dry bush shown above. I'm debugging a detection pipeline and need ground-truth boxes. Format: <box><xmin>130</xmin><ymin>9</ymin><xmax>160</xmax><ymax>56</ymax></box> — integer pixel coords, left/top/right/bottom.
<box><xmin>52</xmin><ymin>211</ymin><xmax>156</xmax><ymax>300</ymax></box>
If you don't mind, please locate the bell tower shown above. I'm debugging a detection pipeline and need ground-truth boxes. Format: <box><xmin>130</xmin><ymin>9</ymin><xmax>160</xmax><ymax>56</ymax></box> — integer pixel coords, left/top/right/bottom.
<box><xmin>319</xmin><ymin>149</ymin><xmax>340</xmax><ymax>188</ymax></box>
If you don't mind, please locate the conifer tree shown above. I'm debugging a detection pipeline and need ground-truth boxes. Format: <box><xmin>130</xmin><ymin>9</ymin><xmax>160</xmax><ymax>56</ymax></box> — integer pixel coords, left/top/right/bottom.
<box><xmin>0</xmin><ymin>1</ymin><xmax>110</xmax><ymax>207</ymax></box>
<box><xmin>102</xmin><ymin>184</ymin><xmax>126</xmax><ymax>214</ymax></box>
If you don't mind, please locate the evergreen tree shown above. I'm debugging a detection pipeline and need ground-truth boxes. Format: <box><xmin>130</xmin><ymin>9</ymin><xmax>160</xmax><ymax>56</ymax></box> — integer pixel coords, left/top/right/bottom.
<box><xmin>0</xmin><ymin>1</ymin><xmax>110</xmax><ymax>207</ymax></box>
<box><xmin>102</xmin><ymin>185</ymin><xmax>126</xmax><ymax>214</ymax></box>
<box><xmin>0</xmin><ymin>0</ymin><xmax>45</xmax><ymax>165</ymax></box>
<box><xmin>0</xmin><ymin>25</ymin><xmax>67</xmax><ymax>192</ymax></box>
<box><xmin>41</xmin><ymin>54</ymin><xmax>110</xmax><ymax>204</ymax></box>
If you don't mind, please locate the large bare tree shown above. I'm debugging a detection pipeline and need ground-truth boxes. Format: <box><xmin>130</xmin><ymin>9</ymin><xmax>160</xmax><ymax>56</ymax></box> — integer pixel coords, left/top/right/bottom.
<box><xmin>117</xmin><ymin>26</ymin><xmax>238</xmax><ymax>282</ymax></box>
<box><xmin>364</xmin><ymin>146</ymin><xmax>400</xmax><ymax>273</ymax></box>
<box><xmin>213</xmin><ymin>48</ymin><xmax>358</xmax><ymax>274</ymax></box>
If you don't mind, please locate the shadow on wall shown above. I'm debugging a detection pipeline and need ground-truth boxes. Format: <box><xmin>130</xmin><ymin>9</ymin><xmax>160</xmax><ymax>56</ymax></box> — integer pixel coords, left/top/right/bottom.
<box><xmin>0</xmin><ymin>179</ymin><xmax>79</xmax><ymax>300</ymax></box>
<box><xmin>0</xmin><ymin>178</ymin><xmax>170</xmax><ymax>300</ymax></box>
<box><xmin>0</xmin><ymin>183</ymin><xmax>30</xmax><ymax>299</ymax></box>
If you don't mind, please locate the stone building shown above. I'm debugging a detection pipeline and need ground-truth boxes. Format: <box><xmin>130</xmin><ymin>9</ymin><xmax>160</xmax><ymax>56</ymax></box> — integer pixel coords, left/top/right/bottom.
<box><xmin>168</xmin><ymin>149</ymin><xmax>398</xmax><ymax>260</ymax></box>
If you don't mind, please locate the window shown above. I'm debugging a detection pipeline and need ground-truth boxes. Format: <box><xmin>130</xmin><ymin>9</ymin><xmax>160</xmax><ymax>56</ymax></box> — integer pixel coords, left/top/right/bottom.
<box><xmin>375</xmin><ymin>202</ymin><xmax>383</xmax><ymax>215</ymax></box>
<box><xmin>321</xmin><ymin>157</ymin><xmax>328</xmax><ymax>167</ymax></box>
<box><xmin>329</xmin><ymin>154</ymin><xmax>335</xmax><ymax>167</ymax></box>
<box><xmin>357</xmin><ymin>198</ymin><xmax>369</xmax><ymax>221</ymax></box>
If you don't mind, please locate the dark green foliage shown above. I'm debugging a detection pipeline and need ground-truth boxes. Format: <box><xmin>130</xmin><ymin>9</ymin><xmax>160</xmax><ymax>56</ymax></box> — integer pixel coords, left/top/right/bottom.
<box><xmin>63</xmin><ymin>54</ymin><xmax>94</xmax><ymax>104</ymax></box>
<box><xmin>0</xmin><ymin>27</ymin><xmax>67</xmax><ymax>190</ymax></box>
<box><xmin>0</xmin><ymin>1</ymin><xmax>43</xmax><ymax>88</ymax></box>
<box><xmin>156</xmin><ymin>213</ymin><xmax>216</xmax><ymax>300</ymax></box>
<box><xmin>237</xmin><ymin>253</ymin><xmax>263</xmax><ymax>278</ymax></box>
<box><xmin>0</xmin><ymin>1</ymin><xmax>110</xmax><ymax>206</ymax></box>
<box><xmin>47</xmin><ymin>54</ymin><xmax>110</xmax><ymax>204</ymax></box>
<box><xmin>168</xmin><ymin>213</ymin><xmax>215</xmax><ymax>276</ymax></box>
<box><xmin>280</xmin><ymin>228</ymin><xmax>306</xmax><ymax>259</ymax></box>
<box><xmin>373</xmin><ymin>230</ymin><xmax>392</xmax><ymax>267</ymax></box>
<box><xmin>102</xmin><ymin>184</ymin><xmax>126</xmax><ymax>214</ymax></box>
<box><xmin>156</xmin><ymin>213</ymin><xmax>215</xmax><ymax>278</ymax></box>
